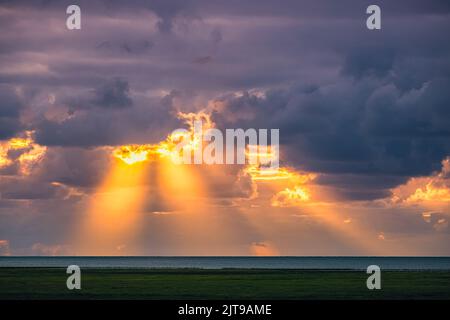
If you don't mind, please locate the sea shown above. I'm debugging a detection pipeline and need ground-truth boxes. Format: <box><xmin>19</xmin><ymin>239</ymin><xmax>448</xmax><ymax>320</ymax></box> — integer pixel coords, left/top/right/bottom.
<box><xmin>0</xmin><ymin>256</ymin><xmax>450</xmax><ymax>270</ymax></box>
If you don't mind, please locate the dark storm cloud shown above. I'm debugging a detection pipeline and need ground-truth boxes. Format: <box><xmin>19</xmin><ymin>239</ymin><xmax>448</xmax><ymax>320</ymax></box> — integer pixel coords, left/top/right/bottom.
<box><xmin>342</xmin><ymin>46</ymin><xmax>396</xmax><ymax>79</ymax></box>
<box><xmin>35</xmin><ymin>147</ymin><xmax>110</xmax><ymax>188</ymax></box>
<box><xmin>316</xmin><ymin>173</ymin><xmax>412</xmax><ymax>201</ymax></box>
<box><xmin>91</xmin><ymin>78</ymin><xmax>133</xmax><ymax>109</ymax></box>
<box><xmin>1</xmin><ymin>0</ymin><xmax>450</xmax><ymax>202</ymax></box>
<box><xmin>34</xmin><ymin>90</ymin><xmax>182</xmax><ymax>147</ymax></box>
<box><xmin>34</xmin><ymin>107</ymin><xmax>174</xmax><ymax>147</ymax></box>
<box><xmin>58</xmin><ymin>78</ymin><xmax>133</xmax><ymax>111</ymax></box>
<box><xmin>0</xmin><ymin>85</ymin><xmax>23</xmax><ymax>139</ymax></box>
<box><xmin>212</xmin><ymin>66</ymin><xmax>450</xmax><ymax>199</ymax></box>
<box><xmin>35</xmin><ymin>115</ymin><xmax>123</xmax><ymax>147</ymax></box>
<box><xmin>0</xmin><ymin>177</ymin><xmax>67</xmax><ymax>200</ymax></box>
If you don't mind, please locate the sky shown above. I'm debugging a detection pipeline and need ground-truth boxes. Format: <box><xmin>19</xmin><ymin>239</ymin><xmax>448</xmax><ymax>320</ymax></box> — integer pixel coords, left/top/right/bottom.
<box><xmin>0</xmin><ymin>0</ymin><xmax>449</xmax><ymax>256</ymax></box>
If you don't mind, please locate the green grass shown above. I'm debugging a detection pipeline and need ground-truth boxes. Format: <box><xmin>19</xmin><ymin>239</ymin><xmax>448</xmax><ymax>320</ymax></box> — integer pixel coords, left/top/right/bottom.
<box><xmin>0</xmin><ymin>268</ymin><xmax>449</xmax><ymax>300</ymax></box>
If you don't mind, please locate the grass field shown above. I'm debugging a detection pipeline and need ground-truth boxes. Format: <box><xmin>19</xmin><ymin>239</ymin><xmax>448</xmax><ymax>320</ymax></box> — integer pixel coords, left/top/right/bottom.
<box><xmin>0</xmin><ymin>268</ymin><xmax>449</xmax><ymax>300</ymax></box>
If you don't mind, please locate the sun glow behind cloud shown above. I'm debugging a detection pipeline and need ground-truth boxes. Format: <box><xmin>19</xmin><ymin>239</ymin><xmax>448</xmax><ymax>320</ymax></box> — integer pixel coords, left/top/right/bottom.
<box><xmin>113</xmin><ymin>145</ymin><xmax>151</xmax><ymax>165</ymax></box>
<box><xmin>271</xmin><ymin>186</ymin><xmax>310</xmax><ymax>207</ymax></box>
<box><xmin>407</xmin><ymin>183</ymin><xmax>450</xmax><ymax>202</ymax></box>
<box><xmin>112</xmin><ymin>112</ymin><xmax>212</xmax><ymax>166</ymax></box>
<box><xmin>391</xmin><ymin>158</ymin><xmax>450</xmax><ymax>205</ymax></box>
<box><xmin>0</xmin><ymin>131</ymin><xmax>47</xmax><ymax>175</ymax></box>
<box><xmin>74</xmin><ymin>109</ymin><xmax>431</xmax><ymax>256</ymax></box>
<box><xmin>1</xmin><ymin>112</ymin><xmax>443</xmax><ymax>256</ymax></box>
<box><xmin>76</xmin><ymin>111</ymin><xmax>239</xmax><ymax>255</ymax></box>
<box><xmin>104</xmin><ymin>110</ymin><xmax>327</xmax><ymax>255</ymax></box>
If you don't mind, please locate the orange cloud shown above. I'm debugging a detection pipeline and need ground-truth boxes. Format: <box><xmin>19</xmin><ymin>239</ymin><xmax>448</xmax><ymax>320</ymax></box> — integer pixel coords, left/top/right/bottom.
<box><xmin>113</xmin><ymin>111</ymin><xmax>212</xmax><ymax>165</ymax></box>
<box><xmin>271</xmin><ymin>186</ymin><xmax>310</xmax><ymax>207</ymax></box>
<box><xmin>391</xmin><ymin>157</ymin><xmax>450</xmax><ymax>204</ymax></box>
<box><xmin>0</xmin><ymin>131</ymin><xmax>46</xmax><ymax>175</ymax></box>
<box><xmin>406</xmin><ymin>182</ymin><xmax>450</xmax><ymax>202</ymax></box>
<box><xmin>0</xmin><ymin>240</ymin><xmax>10</xmax><ymax>256</ymax></box>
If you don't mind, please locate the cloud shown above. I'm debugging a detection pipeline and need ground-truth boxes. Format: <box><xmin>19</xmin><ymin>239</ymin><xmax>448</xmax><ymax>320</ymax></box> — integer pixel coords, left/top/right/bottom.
<box><xmin>0</xmin><ymin>239</ymin><xmax>10</xmax><ymax>256</ymax></box>
<box><xmin>54</xmin><ymin>78</ymin><xmax>133</xmax><ymax>112</ymax></box>
<box><xmin>96</xmin><ymin>40</ymin><xmax>154</xmax><ymax>55</ymax></box>
<box><xmin>271</xmin><ymin>186</ymin><xmax>310</xmax><ymax>207</ymax></box>
<box><xmin>420</xmin><ymin>211</ymin><xmax>450</xmax><ymax>233</ymax></box>
<box><xmin>434</xmin><ymin>219</ymin><xmax>448</xmax><ymax>232</ymax></box>
<box><xmin>342</xmin><ymin>46</ymin><xmax>396</xmax><ymax>79</ymax></box>
<box><xmin>0</xmin><ymin>177</ymin><xmax>68</xmax><ymax>200</ymax></box>
<box><xmin>1</xmin><ymin>0</ymin><xmax>450</xmax><ymax>255</ymax></box>
<box><xmin>0</xmin><ymin>85</ymin><xmax>24</xmax><ymax>139</ymax></box>
<box><xmin>91</xmin><ymin>78</ymin><xmax>133</xmax><ymax>109</ymax></box>
<box><xmin>211</xmin><ymin>72</ymin><xmax>450</xmax><ymax>200</ymax></box>
<box><xmin>34</xmin><ymin>93</ymin><xmax>180</xmax><ymax>147</ymax></box>
<box><xmin>35</xmin><ymin>147</ymin><xmax>110</xmax><ymax>188</ymax></box>
<box><xmin>392</xmin><ymin>157</ymin><xmax>450</xmax><ymax>204</ymax></box>
<box><xmin>31</xmin><ymin>242</ymin><xmax>70</xmax><ymax>256</ymax></box>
